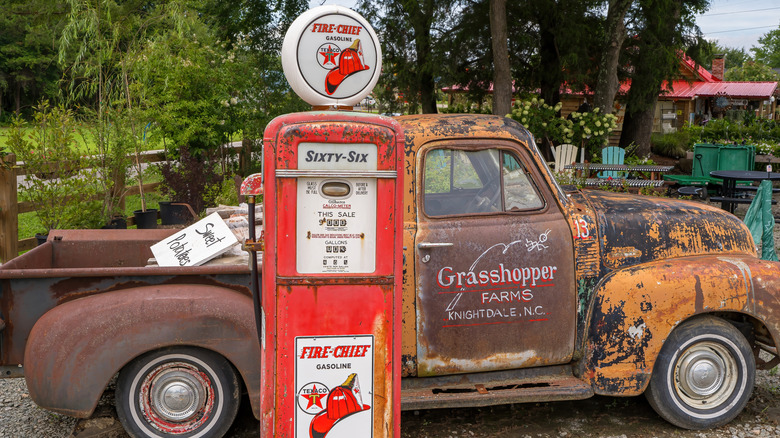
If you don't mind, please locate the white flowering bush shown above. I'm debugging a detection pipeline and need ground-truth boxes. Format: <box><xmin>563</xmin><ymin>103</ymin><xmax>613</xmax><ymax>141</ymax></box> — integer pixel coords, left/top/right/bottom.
<box><xmin>509</xmin><ymin>99</ymin><xmax>619</xmax><ymax>158</ymax></box>
<box><xmin>509</xmin><ymin>98</ymin><xmax>573</xmax><ymax>145</ymax></box>
<box><xmin>569</xmin><ymin>108</ymin><xmax>619</xmax><ymax>151</ymax></box>
<box><xmin>755</xmin><ymin>141</ymin><xmax>780</xmax><ymax>156</ymax></box>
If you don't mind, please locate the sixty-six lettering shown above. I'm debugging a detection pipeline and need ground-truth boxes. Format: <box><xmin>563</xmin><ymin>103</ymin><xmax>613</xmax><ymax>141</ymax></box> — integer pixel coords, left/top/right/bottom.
<box><xmin>304</xmin><ymin>150</ymin><xmax>369</xmax><ymax>163</ymax></box>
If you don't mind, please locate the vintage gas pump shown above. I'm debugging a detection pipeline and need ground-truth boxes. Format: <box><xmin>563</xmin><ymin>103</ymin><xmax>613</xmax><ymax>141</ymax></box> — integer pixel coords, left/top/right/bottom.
<box><xmin>252</xmin><ymin>6</ymin><xmax>403</xmax><ymax>438</ymax></box>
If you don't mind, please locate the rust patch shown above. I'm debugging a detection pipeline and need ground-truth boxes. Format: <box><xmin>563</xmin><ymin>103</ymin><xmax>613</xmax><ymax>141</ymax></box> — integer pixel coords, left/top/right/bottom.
<box><xmin>582</xmin><ymin>191</ymin><xmax>756</xmax><ymax>271</ymax></box>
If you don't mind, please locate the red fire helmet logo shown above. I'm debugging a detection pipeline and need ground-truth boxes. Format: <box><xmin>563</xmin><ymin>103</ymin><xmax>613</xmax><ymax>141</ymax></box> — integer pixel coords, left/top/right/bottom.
<box><xmin>324</xmin><ymin>40</ymin><xmax>370</xmax><ymax>95</ymax></box>
<box><xmin>309</xmin><ymin>373</ymin><xmax>370</xmax><ymax>438</ymax></box>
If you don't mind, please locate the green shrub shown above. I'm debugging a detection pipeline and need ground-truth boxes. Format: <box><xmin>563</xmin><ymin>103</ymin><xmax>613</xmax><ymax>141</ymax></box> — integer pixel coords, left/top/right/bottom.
<box><xmin>651</xmin><ymin>130</ymin><xmax>691</xmax><ymax>158</ymax></box>
<box><xmin>7</xmin><ymin>103</ymin><xmax>104</xmax><ymax>233</ymax></box>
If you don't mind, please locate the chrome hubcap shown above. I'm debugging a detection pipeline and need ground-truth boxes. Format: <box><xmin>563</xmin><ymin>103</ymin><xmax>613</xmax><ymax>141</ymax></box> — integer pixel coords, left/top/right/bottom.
<box><xmin>151</xmin><ymin>370</ymin><xmax>206</xmax><ymax>421</ymax></box>
<box><xmin>674</xmin><ymin>342</ymin><xmax>737</xmax><ymax>409</ymax></box>
<box><xmin>139</xmin><ymin>361</ymin><xmax>214</xmax><ymax>434</ymax></box>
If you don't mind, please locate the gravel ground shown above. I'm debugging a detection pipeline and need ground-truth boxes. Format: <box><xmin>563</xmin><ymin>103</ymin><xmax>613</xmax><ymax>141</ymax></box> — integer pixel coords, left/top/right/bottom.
<box><xmin>3</xmin><ymin>367</ymin><xmax>780</xmax><ymax>438</ymax></box>
<box><xmin>0</xmin><ymin>378</ymin><xmax>76</xmax><ymax>438</ymax></box>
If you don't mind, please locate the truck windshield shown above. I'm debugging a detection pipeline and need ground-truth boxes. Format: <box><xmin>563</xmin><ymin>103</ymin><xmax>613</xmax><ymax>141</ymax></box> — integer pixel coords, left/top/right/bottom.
<box><xmin>423</xmin><ymin>148</ymin><xmax>543</xmax><ymax>216</ymax></box>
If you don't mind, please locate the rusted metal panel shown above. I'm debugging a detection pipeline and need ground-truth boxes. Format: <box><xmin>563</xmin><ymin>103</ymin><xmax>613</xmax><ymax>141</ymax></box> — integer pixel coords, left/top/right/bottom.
<box><xmin>560</xmin><ymin>188</ymin><xmax>603</xmax><ymax>354</ymax></box>
<box><xmin>23</xmin><ymin>285</ymin><xmax>261</xmax><ymax>419</ymax></box>
<box><xmin>582</xmin><ymin>191</ymin><xmax>756</xmax><ymax>270</ymax></box>
<box><xmin>401</xmin><ymin>225</ymin><xmax>418</xmax><ymax>377</ymax></box>
<box><xmin>584</xmin><ymin>255</ymin><xmax>780</xmax><ymax>396</ymax></box>
<box><xmin>394</xmin><ymin>115</ymin><xmax>578</xmax><ymax>377</ymax></box>
<box><xmin>400</xmin><ymin>364</ymin><xmax>593</xmax><ymax>410</ymax></box>
<box><xmin>0</xmin><ymin>229</ymin><xmax>251</xmax><ymax>371</ymax></box>
<box><xmin>410</xmin><ymin>142</ymin><xmax>576</xmax><ymax>377</ymax></box>
<box><xmin>0</xmin><ymin>229</ymin><xmax>251</xmax><ymax>278</ymax></box>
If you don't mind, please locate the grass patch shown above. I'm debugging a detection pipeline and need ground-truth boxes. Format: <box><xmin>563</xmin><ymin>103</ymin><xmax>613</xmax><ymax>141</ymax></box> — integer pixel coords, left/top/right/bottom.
<box><xmin>0</xmin><ymin>125</ymin><xmax>177</xmax><ymax>156</ymax></box>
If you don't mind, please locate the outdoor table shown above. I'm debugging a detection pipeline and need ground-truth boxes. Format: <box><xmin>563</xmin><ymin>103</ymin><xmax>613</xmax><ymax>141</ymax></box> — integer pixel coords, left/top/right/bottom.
<box><xmin>709</xmin><ymin>170</ymin><xmax>780</xmax><ymax>213</ymax></box>
<box><xmin>564</xmin><ymin>163</ymin><xmax>673</xmax><ymax>180</ymax></box>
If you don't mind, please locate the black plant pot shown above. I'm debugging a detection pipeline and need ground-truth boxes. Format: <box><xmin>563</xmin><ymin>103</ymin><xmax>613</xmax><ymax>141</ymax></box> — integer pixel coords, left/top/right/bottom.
<box><xmin>102</xmin><ymin>216</ymin><xmax>128</xmax><ymax>229</ymax></box>
<box><xmin>35</xmin><ymin>233</ymin><xmax>48</xmax><ymax>246</ymax></box>
<box><xmin>133</xmin><ymin>209</ymin><xmax>158</xmax><ymax>229</ymax></box>
<box><xmin>159</xmin><ymin>202</ymin><xmax>195</xmax><ymax>225</ymax></box>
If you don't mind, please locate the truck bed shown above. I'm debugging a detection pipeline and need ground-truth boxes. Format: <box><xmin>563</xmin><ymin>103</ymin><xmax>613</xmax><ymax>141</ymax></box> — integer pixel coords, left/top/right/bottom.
<box><xmin>0</xmin><ymin>229</ymin><xmax>252</xmax><ymax>369</ymax></box>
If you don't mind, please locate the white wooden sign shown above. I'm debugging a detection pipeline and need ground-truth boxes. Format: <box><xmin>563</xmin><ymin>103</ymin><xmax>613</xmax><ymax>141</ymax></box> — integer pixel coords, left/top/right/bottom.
<box><xmin>151</xmin><ymin>212</ymin><xmax>239</xmax><ymax>267</ymax></box>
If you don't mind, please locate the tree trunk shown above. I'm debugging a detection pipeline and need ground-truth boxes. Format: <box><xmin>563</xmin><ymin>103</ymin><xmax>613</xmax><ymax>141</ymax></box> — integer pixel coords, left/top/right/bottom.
<box><xmin>538</xmin><ymin>23</ymin><xmax>561</xmax><ymax>105</ymax></box>
<box><xmin>618</xmin><ymin>0</ymin><xmax>682</xmax><ymax>156</ymax></box>
<box><xmin>592</xmin><ymin>0</ymin><xmax>631</xmax><ymax>115</ymax></box>
<box><xmin>409</xmin><ymin>1</ymin><xmax>438</xmax><ymax>114</ymax></box>
<box><xmin>14</xmin><ymin>81</ymin><xmax>21</xmax><ymax>115</ymax></box>
<box><xmin>490</xmin><ymin>0</ymin><xmax>512</xmax><ymax>116</ymax></box>
<box><xmin>619</xmin><ymin>95</ymin><xmax>658</xmax><ymax>155</ymax></box>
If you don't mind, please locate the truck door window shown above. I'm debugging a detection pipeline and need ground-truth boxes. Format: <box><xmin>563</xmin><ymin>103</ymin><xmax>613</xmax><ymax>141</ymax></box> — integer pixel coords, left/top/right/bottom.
<box><xmin>423</xmin><ymin>148</ymin><xmax>542</xmax><ymax>216</ymax></box>
<box><xmin>503</xmin><ymin>153</ymin><xmax>544</xmax><ymax>211</ymax></box>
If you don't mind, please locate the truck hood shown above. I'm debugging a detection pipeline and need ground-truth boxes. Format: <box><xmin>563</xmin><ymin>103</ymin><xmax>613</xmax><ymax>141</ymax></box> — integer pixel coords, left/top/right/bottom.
<box><xmin>579</xmin><ymin>190</ymin><xmax>756</xmax><ymax>270</ymax></box>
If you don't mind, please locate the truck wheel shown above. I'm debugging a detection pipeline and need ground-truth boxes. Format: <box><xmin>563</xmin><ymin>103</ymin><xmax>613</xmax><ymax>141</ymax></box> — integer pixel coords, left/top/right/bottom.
<box><xmin>645</xmin><ymin>316</ymin><xmax>754</xmax><ymax>430</ymax></box>
<box><xmin>115</xmin><ymin>347</ymin><xmax>240</xmax><ymax>438</ymax></box>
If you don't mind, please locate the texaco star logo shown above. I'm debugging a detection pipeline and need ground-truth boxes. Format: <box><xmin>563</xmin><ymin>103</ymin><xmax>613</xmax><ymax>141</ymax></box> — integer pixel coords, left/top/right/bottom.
<box><xmin>297</xmin><ymin>382</ymin><xmax>330</xmax><ymax>414</ymax></box>
<box><xmin>317</xmin><ymin>44</ymin><xmax>341</xmax><ymax>69</ymax></box>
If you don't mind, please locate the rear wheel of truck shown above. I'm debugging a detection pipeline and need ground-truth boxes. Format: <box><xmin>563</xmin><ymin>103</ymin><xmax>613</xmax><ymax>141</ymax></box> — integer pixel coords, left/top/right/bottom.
<box><xmin>645</xmin><ymin>316</ymin><xmax>755</xmax><ymax>430</ymax></box>
<box><xmin>115</xmin><ymin>347</ymin><xmax>241</xmax><ymax>438</ymax></box>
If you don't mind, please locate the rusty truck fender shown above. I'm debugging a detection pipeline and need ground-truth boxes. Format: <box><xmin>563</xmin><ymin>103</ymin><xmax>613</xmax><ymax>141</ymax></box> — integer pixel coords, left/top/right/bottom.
<box><xmin>23</xmin><ymin>284</ymin><xmax>261</xmax><ymax>419</ymax></box>
<box><xmin>582</xmin><ymin>254</ymin><xmax>780</xmax><ymax>395</ymax></box>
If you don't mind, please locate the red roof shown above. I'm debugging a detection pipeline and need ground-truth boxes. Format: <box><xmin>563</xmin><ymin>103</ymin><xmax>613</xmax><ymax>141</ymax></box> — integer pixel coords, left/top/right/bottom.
<box><xmin>678</xmin><ymin>54</ymin><xmax>721</xmax><ymax>83</ymax></box>
<box><xmin>663</xmin><ymin>80</ymin><xmax>778</xmax><ymax>99</ymax></box>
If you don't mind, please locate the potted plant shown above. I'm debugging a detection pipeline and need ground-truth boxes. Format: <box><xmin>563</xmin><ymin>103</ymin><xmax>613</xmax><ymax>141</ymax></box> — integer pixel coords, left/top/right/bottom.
<box><xmin>158</xmin><ymin>145</ymin><xmax>224</xmax><ymax>223</ymax></box>
<box><xmin>7</xmin><ymin>102</ymin><xmax>104</xmax><ymax>239</ymax></box>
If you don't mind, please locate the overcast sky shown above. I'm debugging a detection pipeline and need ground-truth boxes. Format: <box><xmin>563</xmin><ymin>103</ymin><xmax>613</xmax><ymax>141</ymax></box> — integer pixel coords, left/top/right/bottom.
<box><xmin>308</xmin><ymin>0</ymin><xmax>780</xmax><ymax>53</ymax></box>
<box><xmin>696</xmin><ymin>0</ymin><xmax>780</xmax><ymax>51</ymax></box>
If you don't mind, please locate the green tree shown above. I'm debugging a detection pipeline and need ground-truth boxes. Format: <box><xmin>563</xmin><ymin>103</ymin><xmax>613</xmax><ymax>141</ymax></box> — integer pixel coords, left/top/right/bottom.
<box><xmin>619</xmin><ymin>0</ymin><xmax>710</xmax><ymax>155</ymax></box>
<box><xmin>0</xmin><ymin>0</ymin><xmax>66</xmax><ymax>118</ymax></box>
<box><xmin>58</xmin><ymin>0</ymin><xmax>172</xmax><ymax>213</ymax></box>
<box><xmin>725</xmin><ymin>61</ymin><xmax>779</xmax><ymax>81</ymax></box>
<box><xmin>133</xmin><ymin>16</ymin><xmax>237</xmax><ymax>157</ymax></box>
<box><xmin>198</xmin><ymin>0</ymin><xmax>309</xmax><ymax>166</ymax></box>
<box><xmin>358</xmin><ymin>0</ymin><xmax>457</xmax><ymax>114</ymax></box>
<box><xmin>592</xmin><ymin>0</ymin><xmax>632</xmax><ymax>114</ymax></box>
<box><xmin>752</xmin><ymin>25</ymin><xmax>780</xmax><ymax>68</ymax></box>
<box><xmin>490</xmin><ymin>0</ymin><xmax>512</xmax><ymax>116</ymax></box>
<box><xmin>526</xmin><ymin>0</ymin><xmax>603</xmax><ymax>105</ymax></box>
<box><xmin>703</xmin><ymin>41</ymin><xmax>750</xmax><ymax>70</ymax></box>
<box><xmin>440</xmin><ymin>0</ymin><xmax>603</xmax><ymax>112</ymax></box>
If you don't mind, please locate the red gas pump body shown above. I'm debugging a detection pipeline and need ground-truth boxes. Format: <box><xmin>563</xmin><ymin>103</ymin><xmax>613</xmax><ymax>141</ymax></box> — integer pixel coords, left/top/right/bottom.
<box><xmin>260</xmin><ymin>111</ymin><xmax>403</xmax><ymax>438</ymax></box>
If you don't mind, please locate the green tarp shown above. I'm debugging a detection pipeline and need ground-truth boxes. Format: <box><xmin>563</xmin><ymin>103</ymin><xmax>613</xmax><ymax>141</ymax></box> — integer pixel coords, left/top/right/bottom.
<box><xmin>743</xmin><ymin>180</ymin><xmax>779</xmax><ymax>261</ymax></box>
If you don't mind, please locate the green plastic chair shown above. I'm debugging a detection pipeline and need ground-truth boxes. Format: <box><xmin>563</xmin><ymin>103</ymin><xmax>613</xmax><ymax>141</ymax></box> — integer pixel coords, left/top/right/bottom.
<box><xmin>598</xmin><ymin>146</ymin><xmax>625</xmax><ymax>178</ymax></box>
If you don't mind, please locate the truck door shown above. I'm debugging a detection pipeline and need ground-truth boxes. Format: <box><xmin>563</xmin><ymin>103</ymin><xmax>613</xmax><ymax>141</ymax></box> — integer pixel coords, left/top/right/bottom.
<box><xmin>414</xmin><ymin>141</ymin><xmax>576</xmax><ymax>376</ymax></box>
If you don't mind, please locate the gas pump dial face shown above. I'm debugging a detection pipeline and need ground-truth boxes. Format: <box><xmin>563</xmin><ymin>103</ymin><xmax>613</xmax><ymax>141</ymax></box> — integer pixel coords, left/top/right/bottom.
<box><xmin>296</xmin><ymin>143</ymin><xmax>378</xmax><ymax>274</ymax></box>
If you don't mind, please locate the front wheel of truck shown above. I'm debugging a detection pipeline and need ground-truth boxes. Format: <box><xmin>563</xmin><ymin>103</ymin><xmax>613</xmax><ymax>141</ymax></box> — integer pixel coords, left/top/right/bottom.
<box><xmin>115</xmin><ymin>347</ymin><xmax>240</xmax><ymax>438</ymax></box>
<box><xmin>645</xmin><ymin>316</ymin><xmax>755</xmax><ymax>430</ymax></box>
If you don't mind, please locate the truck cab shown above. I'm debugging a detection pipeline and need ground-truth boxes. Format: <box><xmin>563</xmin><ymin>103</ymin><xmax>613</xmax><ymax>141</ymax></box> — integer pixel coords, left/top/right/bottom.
<box><xmin>397</xmin><ymin>114</ymin><xmax>780</xmax><ymax>431</ymax></box>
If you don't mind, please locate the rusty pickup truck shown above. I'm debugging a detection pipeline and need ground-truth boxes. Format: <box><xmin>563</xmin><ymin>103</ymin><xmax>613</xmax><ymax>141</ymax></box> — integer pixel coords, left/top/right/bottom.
<box><xmin>2</xmin><ymin>113</ymin><xmax>779</xmax><ymax>438</ymax></box>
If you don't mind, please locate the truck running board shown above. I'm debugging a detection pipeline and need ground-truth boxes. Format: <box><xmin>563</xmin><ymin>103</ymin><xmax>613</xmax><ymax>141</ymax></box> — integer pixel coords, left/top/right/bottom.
<box><xmin>401</xmin><ymin>367</ymin><xmax>594</xmax><ymax>411</ymax></box>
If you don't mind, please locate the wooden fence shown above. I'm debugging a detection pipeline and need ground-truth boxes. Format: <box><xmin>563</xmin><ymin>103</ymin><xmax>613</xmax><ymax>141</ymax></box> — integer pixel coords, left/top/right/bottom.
<box><xmin>0</xmin><ymin>143</ymin><xmax>247</xmax><ymax>263</ymax></box>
